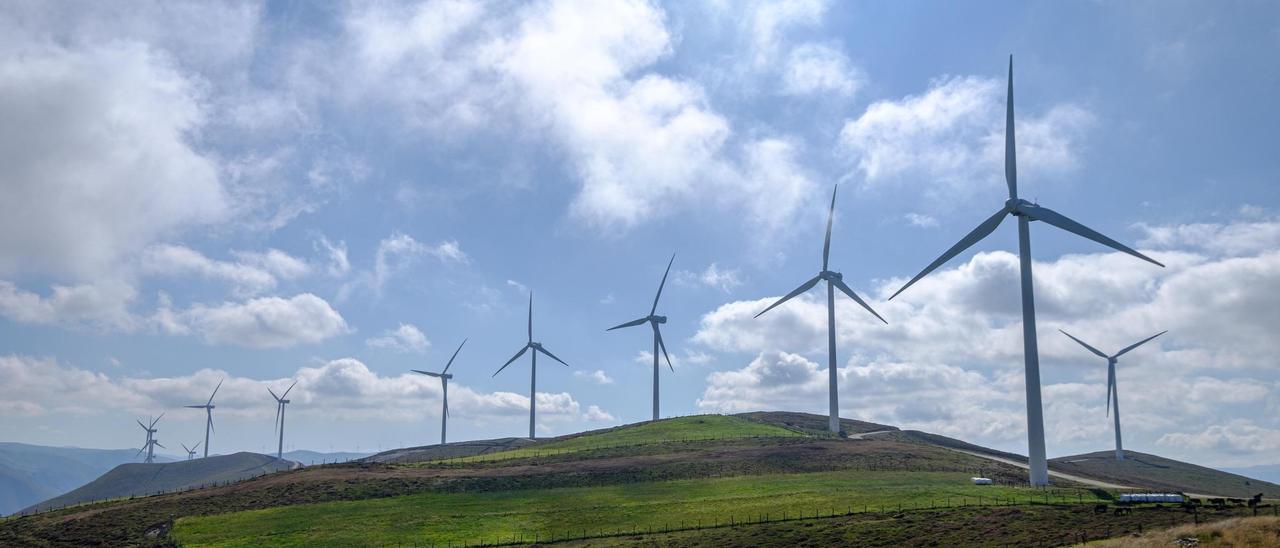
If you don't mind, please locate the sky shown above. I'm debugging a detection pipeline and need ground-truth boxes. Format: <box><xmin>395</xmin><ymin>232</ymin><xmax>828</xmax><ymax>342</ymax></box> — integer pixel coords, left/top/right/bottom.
<box><xmin>0</xmin><ymin>0</ymin><xmax>1277</xmax><ymax>466</ymax></box>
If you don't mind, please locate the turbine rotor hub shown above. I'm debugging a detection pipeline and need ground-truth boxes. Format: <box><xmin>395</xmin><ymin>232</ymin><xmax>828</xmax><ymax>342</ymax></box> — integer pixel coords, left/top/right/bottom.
<box><xmin>530</xmin><ymin>342</ymin><xmax>542</xmax><ymax>349</ymax></box>
<box><xmin>651</xmin><ymin>315</ymin><xmax>667</xmax><ymax>324</ymax></box>
<box><xmin>820</xmin><ymin>270</ymin><xmax>842</xmax><ymax>281</ymax></box>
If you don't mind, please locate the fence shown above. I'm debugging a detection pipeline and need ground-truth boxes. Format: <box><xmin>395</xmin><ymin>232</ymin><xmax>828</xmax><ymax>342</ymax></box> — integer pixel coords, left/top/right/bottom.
<box><xmin>420</xmin><ymin>433</ymin><xmax>807</xmax><ymax>467</ymax></box>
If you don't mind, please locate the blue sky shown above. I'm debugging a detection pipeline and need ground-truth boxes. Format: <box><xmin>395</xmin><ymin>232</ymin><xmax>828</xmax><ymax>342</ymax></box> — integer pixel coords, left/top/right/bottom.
<box><xmin>1</xmin><ymin>0</ymin><xmax>1277</xmax><ymax>465</ymax></box>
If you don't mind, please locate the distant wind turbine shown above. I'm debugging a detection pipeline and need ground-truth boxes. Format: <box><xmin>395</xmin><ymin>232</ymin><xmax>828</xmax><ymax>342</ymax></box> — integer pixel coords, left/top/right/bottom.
<box><xmin>888</xmin><ymin>56</ymin><xmax>1165</xmax><ymax>485</ymax></box>
<box><xmin>608</xmin><ymin>253</ymin><xmax>677</xmax><ymax>421</ymax></box>
<box><xmin>181</xmin><ymin>441</ymin><xmax>201</xmax><ymax>461</ymax></box>
<box><xmin>184</xmin><ymin>378</ymin><xmax>222</xmax><ymax>458</ymax></box>
<box><xmin>135</xmin><ymin>414</ymin><xmax>164</xmax><ymax>464</ymax></box>
<box><xmin>493</xmin><ymin>292</ymin><xmax>570</xmax><ymax>439</ymax></box>
<box><xmin>269</xmin><ymin>381</ymin><xmax>297</xmax><ymax>460</ymax></box>
<box><xmin>754</xmin><ymin>185</ymin><xmax>886</xmax><ymax>434</ymax></box>
<box><xmin>412</xmin><ymin>338</ymin><xmax>467</xmax><ymax>445</ymax></box>
<box><xmin>1060</xmin><ymin>329</ymin><xmax>1167</xmax><ymax>461</ymax></box>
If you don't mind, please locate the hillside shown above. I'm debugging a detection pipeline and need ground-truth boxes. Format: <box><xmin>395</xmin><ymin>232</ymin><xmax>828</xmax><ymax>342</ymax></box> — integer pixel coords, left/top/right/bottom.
<box><xmin>1222</xmin><ymin>463</ymin><xmax>1280</xmax><ymax>485</ymax></box>
<box><xmin>363</xmin><ymin>437</ymin><xmax>534</xmax><ymax>464</ymax></box>
<box><xmin>282</xmin><ymin>450</ymin><xmax>371</xmax><ymax>465</ymax></box>
<box><xmin>21</xmin><ymin>452</ymin><xmax>298</xmax><ymax>514</ymax></box>
<box><xmin>0</xmin><ymin>412</ymin><xmax>1273</xmax><ymax>547</ymax></box>
<box><xmin>0</xmin><ymin>442</ymin><xmax>175</xmax><ymax>516</ymax></box>
<box><xmin>1050</xmin><ymin>450</ymin><xmax>1280</xmax><ymax>498</ymax></box>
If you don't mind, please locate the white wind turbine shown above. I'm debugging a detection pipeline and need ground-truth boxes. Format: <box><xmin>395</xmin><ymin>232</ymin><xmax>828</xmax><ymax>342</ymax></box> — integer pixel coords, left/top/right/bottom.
<box><xmin>412</xmin><ymin>338</ymin><xmax>467</xmax><ymax>445</ymax></box>
<box><xmin>184</xmin><ymin>379</ymin><xmax>222</xmax><ymax>458</ymax></box>
<box><xmin>269</xmin><ymin>381</ymin><xmax>297</xmax><ymax>460</ymax></box>
<box><xmin>754</xmin><ymin>185</ymin><xmax>886</xmax><ymax>434</ymax></box>
<box><xmin>136</xmin><ymin>414</ymin><xmax>164</xmax><ymax>464</ymax></box>
<box><xmin>889</xmin><ymin>56</ymin><xmax>1165</xmax><ymax>485</ymax></box>
<box><xmin>494</xmin><ymin>292</ymin><xmax>570</xmax><ymax>439</ymax></box>
<box><xmin>1060</xmin><ymin>329</ymin><xmax>1166</xmax><ymax>460</ymax></box>
<box><xmin>607</xmin><ymin>253</ymin><xmax>676</xmax><ymax>421</ymax></box>
<box><xmin>181</xmin><ymin>442</ymin><xmax>201</xmax><ymax>461</ymax></box>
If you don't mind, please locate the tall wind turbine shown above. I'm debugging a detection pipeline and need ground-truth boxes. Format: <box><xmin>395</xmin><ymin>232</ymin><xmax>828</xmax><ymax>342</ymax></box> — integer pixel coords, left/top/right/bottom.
<box><xmin>754</xmin><ymin>185</ymin><xmax>887</xmax><ymax>434</ymax></box>
<box><xmin>184</xmin><ymin>379</ymin><xmax>222</xmax><ymax>458</ymax></box>
<box><xmin>269</xmin><ymin>381</ymin><xmax>297</xmax><ymax>460</ymax></box>
<box><xmin>888</xmin><ymin>56</ymin><xmax>1165</xmax><ymax>485</ymax></box>
<box><xmin>136</xmin><ymin>414</ymin><xmax>164</xmax><ymax>464</ymax></box>
<box><xmin>181</xmin><ymin>442</ymin><xmax>201</xmax><ymax>461</ymax></box>
<box><xmin>412</xmin><ymin>338</ymin><xmax>467</xmax><ymax>445</ymax></box>
<box><xmin>494</xmin><ymin>292</ymin><xmax>570</xmax><ymax>439</ymax></box>
<box><xmin>1059</xmin><ymin>329</ymin><xmax>1166</xmax><ymax>460</ymax></box>
<box><xmin>608</xmin><ymin>253</ymin><xmax>676</xmax><ymax>421</ymax></box>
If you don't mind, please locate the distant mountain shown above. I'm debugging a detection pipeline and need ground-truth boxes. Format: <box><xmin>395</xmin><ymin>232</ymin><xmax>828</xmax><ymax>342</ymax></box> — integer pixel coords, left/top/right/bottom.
<box><xmin>21</xmin><ymin>452</ymin><xmax>298</xmax><ymax>514</ymax></box>
<box><xmin>283</xmin><ymin>449</ymin><xmax>371</xmax><ymax>465</ymax></box>
<box><xmin>1220</xmin><ymin>464</ymin><xmax>1280</xmax><ymax>485</ymax></box>
<box><xmin>0</xmin><ymin>442</ymin><xmax>175</xmax><ymax>516</ymax></box>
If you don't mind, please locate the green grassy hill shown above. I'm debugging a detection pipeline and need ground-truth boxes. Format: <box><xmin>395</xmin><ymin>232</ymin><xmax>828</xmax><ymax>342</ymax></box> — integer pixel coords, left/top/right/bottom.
<box><xmin>1</xmin><ymin>412</ymin><xmax>1272</xmax><ymax>547</ymax></box>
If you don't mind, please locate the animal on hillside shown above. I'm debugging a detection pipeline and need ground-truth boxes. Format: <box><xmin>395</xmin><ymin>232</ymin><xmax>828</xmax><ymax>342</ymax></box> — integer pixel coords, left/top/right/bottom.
<box><xmin>1247</xmin><ymin>493</ymin><xmax>1263</xmax><ymax>508</ymax></box>
<box><xmin>1094</xmin><ymin>504</ymin><xmax>1108</xmax><ymax>514</ymax></box>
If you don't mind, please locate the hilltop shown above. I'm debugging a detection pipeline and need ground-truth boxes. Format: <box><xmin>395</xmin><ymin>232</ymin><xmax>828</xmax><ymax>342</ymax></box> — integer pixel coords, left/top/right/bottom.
<box><xmin>1050</xmin><ymin>450</ymin><xmax>1280</xmax><ymax>498</ymax></box>
<box><xmin>0</xmin><ymin>442</ymin><xmax>176</xmax><ymax>516</ymax></box>
<box><xmin>20</xmin><ymin>452</ymin><xmax>298</xmax><ymax>514</ymax></box>
<box><xmin>0</xmin><ymin>412</ymin><xmax>1275</xmax><ymax>547</ymax></box>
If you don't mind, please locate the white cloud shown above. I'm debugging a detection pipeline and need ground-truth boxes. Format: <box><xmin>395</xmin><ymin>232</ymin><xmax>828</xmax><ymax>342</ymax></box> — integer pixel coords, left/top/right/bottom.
<box><xmin>839</xmin><ymin>76</ymin><xmax>1094</xmax><ymax>192</ymax></box>
<box><xmin>1158</xmin><ymin>421</ymin><xmax>1280</xmax><ymax>456</ymax></box>
<box><xmin>314</xmin><ymin>236</ymin><xmax>351</xmax><ymax>278</ymax></box>
<box><xmin>0</xmin><ymin>280</ymin><xmax>138</xmax><ymax>332</ymax></box>
<box><xmin>164</xmin><ymin>293</ymin><xmax>350</xmax><ymax>348</ymax></box>
<box><xmin>0</xmin><ymin>41</ymin><xmax>228</xmax><ymax>280</ymax></box>
<box><xmin>781</xmin><ymin>42</ymin><xmax>862</xmax><ymax>97</ymax></box>
<box><xmin>141</xmin><ymin>245</ymin><xmax>277</xmax><ymax>297</ymax></box>
<box><xmin>366</xmin><ymin>323</ymin><xmax>430</xmax><ymax>353</ymax></box>
<box><xmin>584</xmin><ymin>405</ymin><xmax>617</xmax><ymax>422</ymax></box>
<box><xmin>747</xmin><ymin>0</ymin><xmax>827</xmax><ymax>66</ymax></box>
<box><xmin>1136</xmin><ymin>218</ymin><xmax>1280</xmax><ymax>257</ymax></box>
<box><xmin>574</xmin><ymin>369</ymin><xmax>615</xmax><ymax>385</ymax></box>
<box><xmin>676</xmin><ymin>263</ymin><xmax>744</xmax><ymax>293</ymax></box>
<box><xmin>232</xmin><ymin>249</ymin><xmax>311</xmax><ymax>280</ymax></box>
<box><xmin>904</xmin><ymin>213</ymin><xmax>939</xmax><ymax>228</ymax></box>
<box><xmin>341</xmin><ymin>233</ymin><xmax>467</xmax><ymax>299</ymax></box>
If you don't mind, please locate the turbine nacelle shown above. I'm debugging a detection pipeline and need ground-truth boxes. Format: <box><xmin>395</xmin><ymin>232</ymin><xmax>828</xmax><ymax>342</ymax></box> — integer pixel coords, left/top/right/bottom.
<box><xmin>529</xmin><ymin>342</ymin><xmax>543</xmax><ymax>350</ymax></box>
<box><xmin>819</xmin><ymin>270</ymin><xmax>843</xmax><ymax>282</ymax></box>
<box><xmin>650</xmin><ymin>315</ymin><xmax>667</xmax><ymax>324</ymax></box>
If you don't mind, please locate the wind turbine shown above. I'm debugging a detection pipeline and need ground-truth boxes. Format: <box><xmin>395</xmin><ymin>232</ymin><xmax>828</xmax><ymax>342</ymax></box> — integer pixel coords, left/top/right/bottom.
<box><xmin>181</xmin><ymin>441</ymin><xmax>201</xmax><ymax>461</ymax></box>
<box><xmin>608</xmin><ymin>253</ymin><xmax>676</xmax><ymax>421</ymax></box>
<box><xmin>135</xmin><ymin>414</ymin><xmax>164</xmax><ymax>464</ymax></box>
<box><xmin>1059</xmin><ymin>329</ymin><xmax>1166</xmax><ymax>460</ymax></box>
<box><xmin>269</xmin><ymin>381</ymin><xmax>297</xmax><ymax>460</ymax></box>
<box><xmin>411</xmin><ymin>338</ymin><xmax>467</xmax><ymax>445</ymax></box>
<box><xmin>493</xmin><ymin>292</ymin><xmax>570</xmax><ymax>439</ymax></box>
<box><xmin>184</xmin><ymin>379</ymin><xmax>222</xmax><ymax>458</ymax></box>
<box><xmin>754</xmin><ymin>185</ymin><xmax>886</xmax><ymax>434</ymax></box>
<box><xmin>888</xmin><ymin>56</ymin><xmax>1165</xmax><ymax>485</ymax></box>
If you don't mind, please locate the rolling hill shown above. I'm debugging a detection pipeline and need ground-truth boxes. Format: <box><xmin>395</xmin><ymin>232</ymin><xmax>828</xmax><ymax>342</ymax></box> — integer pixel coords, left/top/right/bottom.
<box><xmin>1</xmin><ymin>412</ymin><xmax>1275</xmax><ymax>547</ymax></box>
<box><xmin>1049</xmin><ymin>450</ymin><xmax>1280</xmax><ymax>498</ymax></box>
<box><xmin>0</xmin><ymin>442</ymin><xmax>176</xmax><ymax>516</ymax></box>
<box><xmin>20</xmin><ymin>452</ymin><xmax>298</xmax><ymax>514</ymax></box>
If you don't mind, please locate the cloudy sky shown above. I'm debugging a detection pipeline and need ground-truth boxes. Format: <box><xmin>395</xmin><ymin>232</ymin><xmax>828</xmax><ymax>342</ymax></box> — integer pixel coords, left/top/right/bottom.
<box><xmin>1</xmin><ymin>0</ymin><xmax>1277</xmax><ymax>466</ymax></box>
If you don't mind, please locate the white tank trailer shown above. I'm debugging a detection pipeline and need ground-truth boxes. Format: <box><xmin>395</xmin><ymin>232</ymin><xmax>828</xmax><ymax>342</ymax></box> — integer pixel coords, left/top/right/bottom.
<box><xmin>1119</xmin><ymin>493</ymin><xmax>1184</xmax><ymax>503</ymax></box>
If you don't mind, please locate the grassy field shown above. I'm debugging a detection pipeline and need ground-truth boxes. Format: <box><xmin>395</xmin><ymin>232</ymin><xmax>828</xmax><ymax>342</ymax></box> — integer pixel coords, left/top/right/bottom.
<box><xmin>1090</xmin><ymin>515</ymin><xmax>1280</xmax><ymax>547</ymax></box>
<box><xmin>172</xmin><ymin>470</ymin><xmax>1106</xmax><ymax>547</ymax></box>
<box><xmin>433</xmin><ymin>415</ymin><xmax>803</xmax><ymax>464</ymax></box>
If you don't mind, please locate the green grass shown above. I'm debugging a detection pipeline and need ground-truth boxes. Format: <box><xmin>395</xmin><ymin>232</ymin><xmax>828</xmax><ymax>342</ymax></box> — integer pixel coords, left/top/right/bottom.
<box><xmin>172</xmin><ymin>470</ymin><xmax>1109</xmax><ymax>547</ymax></box>
<box><xmin>433</xmin><ymin>415</ymin><xmax>803</xmax><ymax>464</ymax></box>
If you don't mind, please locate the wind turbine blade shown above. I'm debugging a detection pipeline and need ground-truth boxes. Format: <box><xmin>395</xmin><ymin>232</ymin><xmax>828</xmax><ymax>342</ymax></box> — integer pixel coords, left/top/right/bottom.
<box><xmin>442</xmin><ymin>338</ymin><xmax>467</xmax><ymax>374</ymax></box>
<box><xmin>655</xmin><ymin>326</ymin><xmax>674</xmax><ymax>372</ymax></box>
<box><xmin>181</xmin><ymin>443</ymin><xmax>191</xmax><ymax>453</ymax></box>
<box><xmin>208</xmin><ymin>414</ymin><xmax>215</xmax><ymax>434</ymax></box>
<box><xmin>444</xmin><ymin>399</ymin><xmax>449</xmax><ymax>418</ymax></box>
<box><xmin>607</xmin><ymin>317</ymin><xmax>649</xmax><ymax>331</ymax></box>
<box><xmin>274</xmin><ymin>403</ymin><xmax>281</xmax><ymax>435</ymax></box>
<box><xmin>137</xmin><ymin>419</ymin><xmax>147</xmax><ymax>430</ymax></box>
<box><xmin>650</xmin><ymin>253</ymin><xmax>676</xmax><ymax>316</ymax></box>
<box><xmin>193</xmin><ymin>441</ymin><xmax>201</xmax><ymax>451</ymax></box>
<box><xmin>536</xmin><ymin>346</ymin><xmax>570</xmax><ymax>367</ymax></box>
<box><xmin>1112</xmin><ymin>330</ymin><xmax>1168</xmax><ymax>358</ymax></box>
<box><xmin>754</xmin><ymin>275</ymin><xmax>821</xmax><ymax>318</ymax></box>
<box><xmin>281</xmin><ymin>380</ymin><xmax>298</xmax><ymax>399</ymax></box>
<box><xmin>823</xmin><ymin>185</ymin><xmax>837</xmax><ymax>270</ymax></box>
<box><xmin>1015</xmin><ymin>203</ymin><xmax>1164</xmax><ymax>267</ymax></box>
<box><xmin>1058</xmin><ymin>329</ymin><xmax>1108</xmax><ymax>359</ymax></box>
<box><xmin>207</xmin><ymin>378</ymin><xmax>223</xmax><ymax>406</ymax></box>
<box><xmin>154</xmin><ymin>442</ymin><xmax>166</xmax><ymax>450</ymax></box>
<box><xmin>889</xmin><ymin>205</ymin><xmax>1011</xmax><ymax>301</ymax></box>
<box><xmin>1106</xmin><ymin>364</ymin><xmax>1114</xmax><ymax>417</ymax></box>
<box><xmin>153</xmin><ymin>413</ymin><xmax>164</xmax><ymax>426</ymax></box>
<box><xmin>493</xmin><ymin>346</ymin><xmax>529</xmax><ymax>377</ymax></box>
<box><xmin>268</xmin><ymin>387</ymin><xmax>280</xmax><ymax>402</ymax></box>
<box><xmin>184</xmin><ymin>405</ymin><xmax>205</xmax><ymax>409</ymax></box>
<box><xmin>136</xmin><ymin>446</ymin><xmax>145</xmax><ymax>457</ymax></box>
<box><xmin>411</xmin><ymin>369</ymin><xmax>444</xmax><ymax>378</ymax></box>
<box><xmin>1005</xmin><ymin>55</ymin><xmax>1017</xmax><ymax>200</ymax></box>
<box><xmin>831</xmin><ymin>278</ymin><xmax>887</xmax><ymax>324</ymax></box>
<box><xmin>527</xmin><ymin>292</ymin><xmax>533</xmax><ymax>343</ymax></box>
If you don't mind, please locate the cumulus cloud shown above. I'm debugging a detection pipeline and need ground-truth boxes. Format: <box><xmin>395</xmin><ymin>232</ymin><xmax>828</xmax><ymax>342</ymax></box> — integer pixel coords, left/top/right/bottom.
<box><xmin>314</xmin><ymin>236</ymin><xmax>351</xmax><ymax>278</ymax></box>
<box><xmin>1158</xmin><ymin>421</ymin><xmax>1280</xmax><ymax>456</ymax></box>
<box><xmin>781</xmin><ymin>42</ymin><xmax>862</xmax><ymax>97</ymax></box>
<box><xmin>675</xmin><ymin>263</ymin><xmax>744</xmax><ymax>293</ymax></box>
<box><xmin>141</xmin><ymin>245</ymin><xmax>278</xmax><ymax>297</ymax></box>
<box><xmin>366</xmin><ymin>323</ymin><xmax>430</xmax><ymax>353</ymax></box>
<box><xmin>574</xmin><ymin>369</ymin><xmax>615</xmax><ymax>385</ymax></box>
<box><xmin>0</xmin><ymin>280</ymin><xmax>139</xmax><ymax>332</ymax></box>
<box><xmin>341</xmin><ymin>233</ymin><xmax>467</xmax><ymax>299</ymax></box>
<box><xmin>161</xmin><ymin>293</ymin><xmax>350</xmax><ymax>348</ymax></box>
<box><xmin>839</xmin><ymin>75</ymin><xmax>1094</xmax><ymax>192</ymax></box>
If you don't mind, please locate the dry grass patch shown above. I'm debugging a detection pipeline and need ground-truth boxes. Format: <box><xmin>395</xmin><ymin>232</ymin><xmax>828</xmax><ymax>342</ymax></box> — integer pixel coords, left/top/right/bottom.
<box><xmin>1090</xmin><ymin>516</ymin><xmax>1280</xmax><ymax>547</ymax></box>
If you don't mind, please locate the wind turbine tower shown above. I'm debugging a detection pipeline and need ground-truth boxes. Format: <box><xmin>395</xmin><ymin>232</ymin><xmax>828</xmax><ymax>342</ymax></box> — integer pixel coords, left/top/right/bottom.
<box><xmin>184</xmin><ymin>379</ymin><xmax>222</xmax><ymax>458</ymax></box>
<box><xmin>608</xmin><ymin>253</ymin><xmax>677</xmax><ymax>421</ymax></box>
<box><xmin>889</xmin><ymin>56</ymin><xmax>1165</xmax><ymax>485</ymax></box>
<box><xmin>1060</xmin><ymin>329</ymin><xmax>1166</xmax><ymax>460</ymax></box>
<box><xmin>754</xmin><ymin>186</ymin><xmax>887</xmax><ymax>434</ymax></box>
<box><xmin>412</xmin><ymin>338</ymin><xmax>467</xmax><ymax>445</ymax></box>
<box><xmin>269</xmin><ymin>381</ymin><xmax>297</xmax><ymax>460</ymax></box>
<box><xmin>494</xmin><ymin>293</ymin><xmax>570</xmax><ymax>439</ymax></box>
<box><xmin>136</xmin><ymin>414</ymin><xmax>164</xmax><ymax>464</ymax></box>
